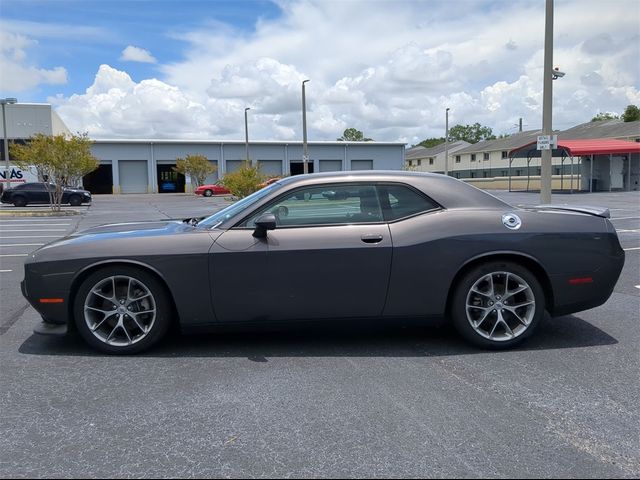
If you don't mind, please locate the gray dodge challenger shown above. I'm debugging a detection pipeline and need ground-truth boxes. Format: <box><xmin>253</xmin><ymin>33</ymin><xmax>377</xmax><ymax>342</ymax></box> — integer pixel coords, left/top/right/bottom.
<box><xmin>22</xmin><ymin>171</ymin><xmax>625</xmax><ymax>354</ymax></box>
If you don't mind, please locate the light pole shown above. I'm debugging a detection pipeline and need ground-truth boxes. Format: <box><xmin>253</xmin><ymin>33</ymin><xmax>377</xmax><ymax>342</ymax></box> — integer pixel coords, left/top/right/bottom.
<box><xmin>444</xmin><ymin>107</ymin><xmax>450</xmax><ymax>176</ymax></box>
<box><xmin>244</xmin><ymin>107</ymin><xmax>251</xmax><ymax>165</ymax></box>
<box><xmin>302</xmin><ymin>79</ymin><xmax>310</xmax><ymax>174</ymax></box>
<box><xmin>1</xmin><ymin>97</ymin><xmax>17</xmax><ymax>190</ymax></box>
<box><xmin>540</xmin><ymin>0</ymin><xmax>554</xmax><ymax>204</ymax></box>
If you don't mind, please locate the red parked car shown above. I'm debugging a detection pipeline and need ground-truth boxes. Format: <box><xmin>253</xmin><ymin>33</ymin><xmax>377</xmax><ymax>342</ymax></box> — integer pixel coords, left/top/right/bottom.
<box><xmin>194</xmin><ymin>182</ymin><xmax>230</xmax><ymax>197</ymax></box>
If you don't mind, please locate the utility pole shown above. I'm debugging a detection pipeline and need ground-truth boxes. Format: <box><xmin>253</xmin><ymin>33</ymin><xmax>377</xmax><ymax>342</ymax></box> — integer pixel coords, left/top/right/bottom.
<box><xmin>1</xmin><ymin>98</ymin><xmax>17</xmax><ymax>190</ymax></box>
<box><xmin>444</xmin><ymin>107</ymin><xmax>450</xmax><ymax>176</ymax></box>
<box><xmin>302</xmin><ymin>79</ymin><xmax>310</xmax><ymax>174</ymax></box>
<box><xmin>540</xmin><ymin>0</ymin><xmax>554</xmax><ymax>204</ymax></box>
<box><xmin>244</xmin><ymin>107</ymin><xmax>251</xmax><ymax>165</ymax></box>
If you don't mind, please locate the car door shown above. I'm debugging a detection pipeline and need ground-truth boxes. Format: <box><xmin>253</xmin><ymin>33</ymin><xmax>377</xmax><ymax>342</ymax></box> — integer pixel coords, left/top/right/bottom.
<box><xmin>25</xmin><ymin>183</ymin><xmax>49</xmax><ymax>203</ymax></box>
<box><xmin>209</xmin><ymin>183</ymin><xmax>393</xmax><ymax>323</ymax></box>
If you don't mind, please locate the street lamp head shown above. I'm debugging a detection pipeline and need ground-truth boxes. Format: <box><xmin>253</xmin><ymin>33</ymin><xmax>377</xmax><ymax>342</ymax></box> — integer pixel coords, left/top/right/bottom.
<box><xmin>1</xmin><ymin>98</ymin><xmax>17</xmax><ymax>105</ymax></box>
<box><xmin>303</xmin><ymin>79</ymin><xmax>310</xmax><ymax>85</ymax></box>
<box><xmin>245</xmin><ymin>107</ymin><xmax>251</xmax><ymax>112</ymax></box>
<box><xmin>446</xmin><ymin>107</ymin><xmax>450</xmax><ymax>112</ymax></box>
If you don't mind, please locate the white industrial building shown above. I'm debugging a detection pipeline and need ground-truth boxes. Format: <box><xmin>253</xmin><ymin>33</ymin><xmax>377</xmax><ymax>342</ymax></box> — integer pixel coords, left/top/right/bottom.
<box><xmin>1</xmin><ymin>103</ymin><xmax>406</xmax><ymax>194</ymax></box>
<box><xmin>87</xmin><ymin>140</ymin><xmax>406</xmax><ymax>194</ymax></box>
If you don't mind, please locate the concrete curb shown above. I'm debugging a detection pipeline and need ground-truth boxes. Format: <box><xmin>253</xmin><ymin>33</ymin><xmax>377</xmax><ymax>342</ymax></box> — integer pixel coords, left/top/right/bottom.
<box><xmin>0</xmin><ymin>210</ymin><xmax>80</xmax><ymax>217</ymax></box>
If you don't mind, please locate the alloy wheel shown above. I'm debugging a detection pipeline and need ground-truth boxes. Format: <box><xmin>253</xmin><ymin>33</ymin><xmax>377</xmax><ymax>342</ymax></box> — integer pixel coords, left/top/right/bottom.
<box><xmin>83</xmin><ymin>275</ymin><xmax>157</xmax><ymax>347</ymax></box>
<box><xmin>465</xmin><ymin>271</ymin><xmax>536</xmax><ymax>342</ymax></box>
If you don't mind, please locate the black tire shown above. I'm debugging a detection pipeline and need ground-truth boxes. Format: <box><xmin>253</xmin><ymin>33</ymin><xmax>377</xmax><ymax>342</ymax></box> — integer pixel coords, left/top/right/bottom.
<box><xmin>74</xmin><ymin>266</ymin><xmax>173</xmax><ymax>354</ymax></box>
<box><xmin>13</xmin><ymin>196</ymin><xmax>27</xmax><ymax>207</ymax></box>
<box><xmin>69</xmin><ymin>195</ymin><xmax>82</xmax><ymax>206</ymax></box>
<box><xmin>450</xmin><ymin>261</ymin><xmax>545</xmax><ymax>349</ymax></box>
<box><xmin>203</xmin><ymin>189</ymin><xmax>213</xmax><ymax>197</ymax></box>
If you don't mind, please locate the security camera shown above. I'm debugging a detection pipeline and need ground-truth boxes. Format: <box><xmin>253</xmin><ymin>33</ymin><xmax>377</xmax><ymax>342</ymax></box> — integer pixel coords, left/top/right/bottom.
<box><xmin>552</xmin><ymin>67</ymin><xmax>565</xmax><ymax>80</ymax></box>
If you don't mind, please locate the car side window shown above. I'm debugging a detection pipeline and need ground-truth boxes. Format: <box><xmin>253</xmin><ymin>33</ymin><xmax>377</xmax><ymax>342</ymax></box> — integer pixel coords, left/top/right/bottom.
<box><xmin>245</xmin><ymin>184</ymin><xmax>383</xmax><ymax>228</ymax></box>
<box><xmin>377</xmin><ymin>184</ymin><xmax>440</xmax><ymax>221</ymax></box>
<box><xmin>22</xmin><ymin>183</ymin><xmax>45</xmax><ymax>191</ymax></box>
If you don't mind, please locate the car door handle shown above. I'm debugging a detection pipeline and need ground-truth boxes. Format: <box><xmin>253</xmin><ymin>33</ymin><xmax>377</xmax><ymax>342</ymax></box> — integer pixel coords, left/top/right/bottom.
<box><xmin>361</xmin><ymin>234</ymin><xmax>383</xmax><ymax>244</ymax></box>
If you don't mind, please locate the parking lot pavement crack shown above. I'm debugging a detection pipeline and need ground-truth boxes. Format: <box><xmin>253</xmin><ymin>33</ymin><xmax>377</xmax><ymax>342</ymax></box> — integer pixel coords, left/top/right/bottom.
<box><xmin>0</xmin><ymin>302</ymin><xmax>30</xmax><ymax>335</ymax></box>
<box><xmin>148</xmin><ymin>200</ymin><xmax>174</xmax><ymax>219</ymax></box>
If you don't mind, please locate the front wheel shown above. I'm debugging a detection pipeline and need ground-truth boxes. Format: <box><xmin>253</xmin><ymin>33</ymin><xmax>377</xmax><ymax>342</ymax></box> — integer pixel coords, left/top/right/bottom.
<box><xmin>450</xmin><ymin>261</ymin><xmax>545</xmax><ymax>349</ymax></box>
<box><xmin>203</xmin><ymin>189</ymin><xmax>213</xmax><ymax>197</ymax></box>
<box><xmin>74</xmin><ymin>266</ymin><xmax>172</xmax><ymax>354</ymax></box>
<box><xmin>13</xmin><ymin>196</ymin><xmax>27</xmax><ymax>207</ymax></box>
<box><xmin>69</xmin><ymin>195</ymin><xmax>82</xmax><ymax>206</ymax></box>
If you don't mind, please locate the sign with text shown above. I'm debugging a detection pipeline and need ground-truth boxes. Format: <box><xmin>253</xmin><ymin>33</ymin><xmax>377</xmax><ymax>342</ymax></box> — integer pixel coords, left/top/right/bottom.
<box><xmin>0</xmin><ymin>166</ymin><xmax>38</xmax><ymax>183</ymax></box>
<box><xmin>537</xmin><ymin>135</ymin><xmax>558</xmax><ymax>151</ymax></box>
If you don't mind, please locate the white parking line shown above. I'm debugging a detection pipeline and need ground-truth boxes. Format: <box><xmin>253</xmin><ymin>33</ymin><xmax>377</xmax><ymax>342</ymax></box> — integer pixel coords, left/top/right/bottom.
<box><xmin>0</xmin><ymin>223</ymin><xmax>71</xmax><ymax>226</ymax></box>
<box><xmin>610</xmin><ymin>217</ymin><xmax>640</xmax><ymax>221</ymax></box>
<box><xmin>623</xmin><ymin>247</ymin><xmax>640</xmax><ymax>251</ymax></box>
<box><xmin>0</xmin><ymin>253</ymin><xmax>29</xmax><ymax>257</ymax></box>
<box><xmin>0</xmin><ymin>235</ymin><xmax>62</xmax><ymax>239</ymax></box>
<box><xmin>0</xmin><ymin>269</ymin><xmax>13</xmax><ymax>273</ymax></box>
<box><xmin>0</xmin><ymin>219</ymin><xmax>72</xmax><ymax>222</ymax></box>
<box><xmin>616</xmin><ymin>229</ymin><xmax>640</xmax><ymax>233</ymax></box>
<box><xmin>0</xmin><ymin>243</ymin><xmax>44</xmax><ymax>247</ymax></box>
<box><xmin>0</xmin><ymin>229</ymin><xmax>68</xmax><ymax>232</ymax></box>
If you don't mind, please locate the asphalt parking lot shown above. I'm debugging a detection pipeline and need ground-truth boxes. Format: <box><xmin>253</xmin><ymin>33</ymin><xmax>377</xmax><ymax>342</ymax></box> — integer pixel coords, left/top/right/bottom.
<box><xmin>1</xmin><ymin>190</ymin><xmax>639</xmax><ymax>478</ymax></box>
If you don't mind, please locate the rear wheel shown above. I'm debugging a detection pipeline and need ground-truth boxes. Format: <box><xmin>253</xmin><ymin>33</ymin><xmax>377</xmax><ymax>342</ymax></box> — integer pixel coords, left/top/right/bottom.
<box><xmin>69</xmin><ymin>195</ymin><xmax>82</xmax><ymax>206</ymax></box>
<box><xmin>13</xmin><ymin>196</ymin><xmax>27</xmax><ymax>207</ymax></box>
<box><xmin>451</xmin><ymin>261</ymin><xmax>545</xmax><ymax>349</ymax></box>
<box><xmin>203</xmin><ymin>189</ymin><xmax>213</xmax><ymax>197</ymax></box>
<box><xmin>74</xmin><ymin>266</ymin><xmax>172</xmax><ymax>354</ymax></box>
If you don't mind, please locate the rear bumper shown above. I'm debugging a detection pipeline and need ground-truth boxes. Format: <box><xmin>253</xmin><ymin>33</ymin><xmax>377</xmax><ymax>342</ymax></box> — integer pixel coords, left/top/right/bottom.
<box><xmin>549</xmin><ymin>243</ymin><xmax>625</xmax><ymax>316</ymax></box>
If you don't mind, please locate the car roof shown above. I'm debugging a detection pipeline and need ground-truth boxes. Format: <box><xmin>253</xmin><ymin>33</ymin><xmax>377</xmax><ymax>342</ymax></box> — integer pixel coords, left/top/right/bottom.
<box><xmin>274</xmin><ymin>171</ymin><xmax>510</xmax><ymax>209</ymax></box>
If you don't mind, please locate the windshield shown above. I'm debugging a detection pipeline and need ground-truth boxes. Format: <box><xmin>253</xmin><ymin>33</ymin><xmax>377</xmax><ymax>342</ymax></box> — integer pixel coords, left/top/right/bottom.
<box><xmin>197</xmin><ymin>182</ymin><xmax>281</xmax><ymax>228</ymax></box>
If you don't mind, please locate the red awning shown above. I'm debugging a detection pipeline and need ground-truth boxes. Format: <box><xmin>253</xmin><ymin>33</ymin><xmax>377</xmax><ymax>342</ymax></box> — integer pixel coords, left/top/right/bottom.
<box><xmin>509</xmin><ymin>138</ymin><xmax>640</xmax><ymax>158</ymax></box>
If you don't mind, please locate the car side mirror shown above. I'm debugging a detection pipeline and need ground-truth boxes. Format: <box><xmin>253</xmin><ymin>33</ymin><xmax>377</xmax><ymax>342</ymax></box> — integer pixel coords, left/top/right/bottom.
<box><xmin>253</xmin><ymin>213</ymin><xmax>277</xmax><ymax>238</ymax></box>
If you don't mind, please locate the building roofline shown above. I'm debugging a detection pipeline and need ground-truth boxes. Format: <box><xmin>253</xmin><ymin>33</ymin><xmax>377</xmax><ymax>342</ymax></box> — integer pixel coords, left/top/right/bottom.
<box><xmin>91</xmin><ymin>139</ymin><xmax>406</xmax><ymax>146</ymax></box>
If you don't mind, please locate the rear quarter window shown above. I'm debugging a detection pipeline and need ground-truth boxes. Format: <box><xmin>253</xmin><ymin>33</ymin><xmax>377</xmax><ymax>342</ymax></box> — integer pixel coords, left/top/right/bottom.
<box><xmin>378</xmin><ymin>184</ymin><xmax>440</xmax><ymax>221</ymax></box>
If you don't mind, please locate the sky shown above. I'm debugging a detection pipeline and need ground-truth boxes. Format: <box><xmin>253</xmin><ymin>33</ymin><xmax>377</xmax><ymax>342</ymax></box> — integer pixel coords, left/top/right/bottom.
<box><xmin>1</xmin><ymin>0</ymin><xmax>639</xmax><ymax>145</ymax></box>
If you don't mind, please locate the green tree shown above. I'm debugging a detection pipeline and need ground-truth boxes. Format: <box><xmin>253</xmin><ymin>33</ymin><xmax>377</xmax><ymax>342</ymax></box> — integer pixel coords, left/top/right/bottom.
<box><xmin>219</xmin><ymin>161</ymin><xmax>264</xmax><ymax>198</ymax></box>
<box><xmin>173</xmin><ymin>154</ymin><xmax>216</xmax><ymax>188</ymax></box>
<box><xmin>416</xmin><ymin>137</ymin><xmax>445</xmax><ymax>148</ymax></box>
<box><xmin>10</xmin><ymin>133</ymin><xmax>98</xmax><ymax>211</ymax></box>
<box><xmin>591</xmin><ymin>112</ymin><xmax>619</xmax><ymax>122</ymax></box>
<box><xmin>448</xmin><ymin>123</ymin><xmax>496</xmax><ymax>144</ymax></box>
<box><xmin>621</xmin><ymin>105</ymin><xmax>640</xmax><ymax>122</ymax></box>
<box><xmin>337</xmin><ymin>128</ymin><xmax>373</xmax><ymax>142</ymax></box>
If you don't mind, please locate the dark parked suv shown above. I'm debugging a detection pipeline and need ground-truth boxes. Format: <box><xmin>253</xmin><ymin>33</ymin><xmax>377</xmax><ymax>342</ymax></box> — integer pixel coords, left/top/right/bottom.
<box><xmin>0</xmin><ymin>183</ymin><xmax>92</xmax><ymax>207</ymax></box>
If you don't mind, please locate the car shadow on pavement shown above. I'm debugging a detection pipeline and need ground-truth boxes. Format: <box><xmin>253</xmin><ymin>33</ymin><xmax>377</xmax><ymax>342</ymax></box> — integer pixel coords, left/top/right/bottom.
<box><xmin>18</xmin><ymin>314</ymin><xmax>618</xmax><ymax>359</ymax></box>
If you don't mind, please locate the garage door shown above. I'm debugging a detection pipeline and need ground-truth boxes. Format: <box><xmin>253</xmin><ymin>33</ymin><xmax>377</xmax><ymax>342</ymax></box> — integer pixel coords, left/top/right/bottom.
<box><xmin>119</xmin><ymin>160</ymin><xmax>148</xmax><ymax>193</ymax></box>
<box><xmin>258</xmin><ymin>160</ymin><xmax>283</xmax><ymax>176</ymax></box>
<box><xmin>319</xmin><ymin>160</ymin><xmax>342</xmax><ymax>172</ymax></box>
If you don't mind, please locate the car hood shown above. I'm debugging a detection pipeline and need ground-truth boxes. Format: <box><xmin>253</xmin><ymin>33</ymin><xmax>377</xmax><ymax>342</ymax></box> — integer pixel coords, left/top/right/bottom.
<box><xmin>36</xmin><ymin>220</ymin><xmax>194</xmax><ymax>252</ymax></box>
<box><xmin>28</xmin><ymin>219</ymin><xmax>222</xmax><ymax>264</ymax></box>
<box><xmin>72</xmin><ymin>220</ymin><xmax>187</xmax><ymax>237</ymax></box>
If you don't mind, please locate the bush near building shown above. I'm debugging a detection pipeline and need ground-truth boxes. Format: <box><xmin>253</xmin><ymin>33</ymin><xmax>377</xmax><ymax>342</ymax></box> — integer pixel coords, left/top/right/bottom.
<box><xmin>220</xmin><ymin>161</ymin><xmax>265</xmax><ymax>198</ymax></box>
<box><xmin>173</xmin><ymin>154</ymin><xmax>216</xmax><ymax>188</ymax></box>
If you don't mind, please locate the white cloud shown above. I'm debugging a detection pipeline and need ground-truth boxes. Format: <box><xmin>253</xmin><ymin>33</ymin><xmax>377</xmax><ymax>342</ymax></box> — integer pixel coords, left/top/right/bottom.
<box><xmin>120</xmin><ymin>45</ymin><xmax>157</xmax><ymax>64</ymax></box>
<box><xmin>51</xmin><ymin>0</ymin><xmax>639</xmax><ymax>144</ymax></box>
<box><xmin>0</xmin><ymin>31</ymin><xmax>67</xmax><ymax>92</ymax></box>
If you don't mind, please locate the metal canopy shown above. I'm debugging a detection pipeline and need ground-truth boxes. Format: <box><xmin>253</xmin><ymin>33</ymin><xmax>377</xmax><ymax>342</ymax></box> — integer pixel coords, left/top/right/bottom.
<box><xmin>508</xmin><ymin>138</ymin><xmax>640</xmax><ymax>159</ymax></box>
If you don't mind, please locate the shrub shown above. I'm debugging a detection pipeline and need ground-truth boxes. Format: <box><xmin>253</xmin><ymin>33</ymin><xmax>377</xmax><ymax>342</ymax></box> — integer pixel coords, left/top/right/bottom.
<box><xmin>220</xmin><ymin>161</ymin><xmax>264</xmax><ymax>198</ymax></box>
